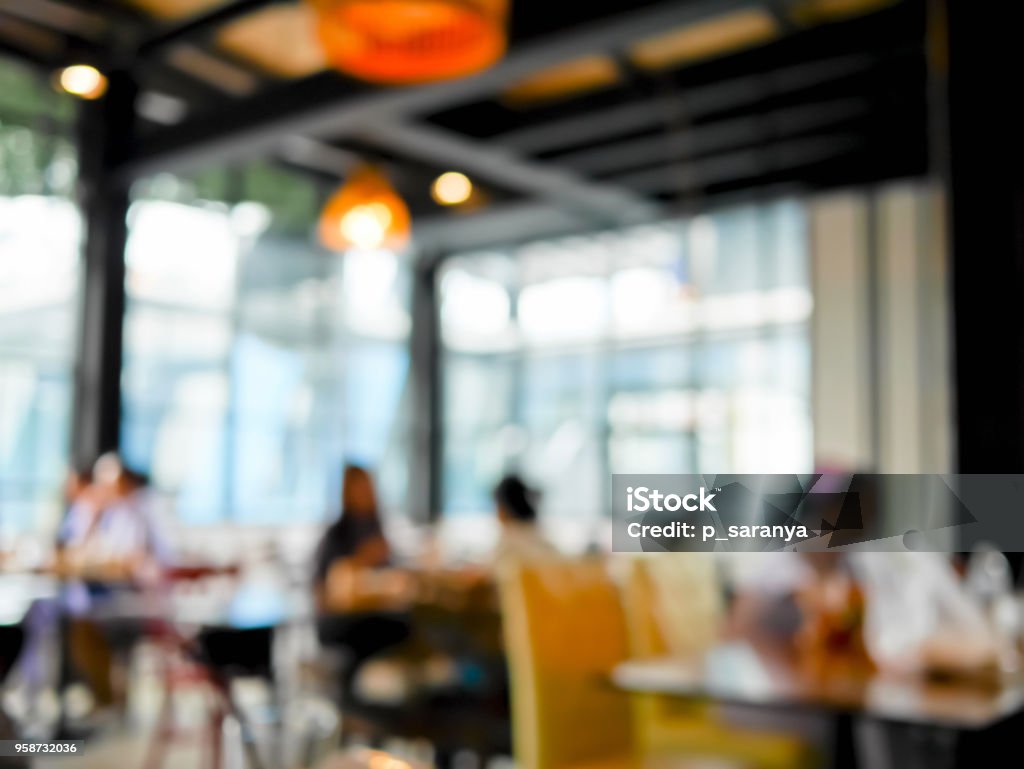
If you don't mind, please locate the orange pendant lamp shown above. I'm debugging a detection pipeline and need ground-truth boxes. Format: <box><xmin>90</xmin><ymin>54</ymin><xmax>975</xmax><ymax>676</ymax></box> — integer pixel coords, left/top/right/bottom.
<box><xmin>310</xmin><ymin>0</ymin><xmax>508</xmax><ymax>84</ymax></box>
<box><xmin>319</xmin><ymin>165</ymin><xmax>411</xmax><ymax>252</ymax></box>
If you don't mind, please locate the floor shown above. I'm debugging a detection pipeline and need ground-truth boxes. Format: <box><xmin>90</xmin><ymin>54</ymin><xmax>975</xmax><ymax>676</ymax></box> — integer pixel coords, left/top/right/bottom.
<box><xmin>7</xmin><ymin>637</ymin><xmax>341</xmax><ymax>769</ymax></box>
<box><xmin>7</xmin><ymin>638</ymin><xmax>510</xmax><ymax>769</ymax></box>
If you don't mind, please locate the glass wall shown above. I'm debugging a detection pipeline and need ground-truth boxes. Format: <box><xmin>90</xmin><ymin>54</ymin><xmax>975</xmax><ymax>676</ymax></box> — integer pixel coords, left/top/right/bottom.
<box><xmin>439</xmin><ymin>200</ymin><xmax>812</xmax><ymax>547</ymax></box>
<box><xmin>121</xmin><ymin>165</ymin><xmax>412</xmax><ymax>526</ymax></box>
<box><xmin>0</xmin><ymin>59</ymin><xmax>79</xmax><ymax>540</ymax></box>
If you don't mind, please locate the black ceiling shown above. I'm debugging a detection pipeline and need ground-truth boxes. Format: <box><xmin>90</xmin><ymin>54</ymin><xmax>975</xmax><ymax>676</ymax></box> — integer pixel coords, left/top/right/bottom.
<box><xmin>0</xmin><ymin>0</ymin><xmax>931</xmax><ymax>250</ymax></box>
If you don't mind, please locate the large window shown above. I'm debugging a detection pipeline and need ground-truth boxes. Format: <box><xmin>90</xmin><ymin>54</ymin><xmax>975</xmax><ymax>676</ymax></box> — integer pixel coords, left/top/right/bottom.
<box><xmin>440</xmin><ymin>200</ymin><xmax>812</xmax><ymax>547</ymax></box>
<box><xmin>0</xmin><ymin>60</ymin><xmax>78</xmax><ymax>540</ymax></box>
<box><xmin>121</xmin><ymin>165</ymin><xmax>412</xmax><ymax>525</ymax></box>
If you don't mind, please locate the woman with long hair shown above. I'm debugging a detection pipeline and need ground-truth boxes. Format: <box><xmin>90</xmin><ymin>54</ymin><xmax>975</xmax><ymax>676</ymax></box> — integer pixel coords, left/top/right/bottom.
<box><xmin>313</xmin><ymin>464</ymin><xmax>391</xmax><ymax>600</ymax></box>
<box><xmin>312</xmin><ymin>465</ymin><xmax>409</xmax><ymax>694</ymax></box>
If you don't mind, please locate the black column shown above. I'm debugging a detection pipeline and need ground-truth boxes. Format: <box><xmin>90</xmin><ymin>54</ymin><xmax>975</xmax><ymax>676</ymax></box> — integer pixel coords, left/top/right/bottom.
<box><xmin>70</xmin><ymin>70</ymin><xmax>137</xmax><ymax>471</ymax></box>
<box><xmin>409</xmin><ymin>256</ymin><xmax>443</xmax><ymax>523</ymax></box>
<box><xmin>944</xmin><ymin>2</ymin><xmax>1024</xmax><ymax>473</ymax></box>
<box><xmin>942</xmin><ymin>3</ymin><xmax>1024</xmax><ymax>577</ymax></box>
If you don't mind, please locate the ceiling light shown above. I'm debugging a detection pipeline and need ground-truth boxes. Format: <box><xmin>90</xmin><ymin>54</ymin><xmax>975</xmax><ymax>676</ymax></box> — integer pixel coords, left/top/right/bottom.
<box><xmin>310</xmin><ymin>0</ymin><xmax>508</xmax><ymax>84</ymax></box>
<box><xmin>319</xmin><ymin>165</ymin><xmax>411</xmax><ymax>252</ymax></box>
<box><xmin>431</xmin><ymin>171</ymin><xmax>473</xmax><ymax>206</ymax></box>
<box><xmin>57</xmin><ymin>64</ymin><xmax>107</xmax><ymax>99</ymax></box>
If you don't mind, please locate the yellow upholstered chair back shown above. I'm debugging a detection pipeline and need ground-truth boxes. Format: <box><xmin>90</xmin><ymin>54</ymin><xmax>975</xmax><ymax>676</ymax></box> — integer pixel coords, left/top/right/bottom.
<box><xmin>621</xmin><ymin>556</ymin><xmax>815</xmax><ymax>769</ymax></box>
<box><xmin>624</xmin><ymin>555</ymin><xmax>723</xmax><ymax>658</ymax></box>
<box><xmin>621</xmin><ymin>555</ymin><xmax>723</xmax><ymax>746</ymax></box>
<box><xmin>500</xmin><ymin>559</ymin><xmax>636</xmax><ymax>769</ymax></box>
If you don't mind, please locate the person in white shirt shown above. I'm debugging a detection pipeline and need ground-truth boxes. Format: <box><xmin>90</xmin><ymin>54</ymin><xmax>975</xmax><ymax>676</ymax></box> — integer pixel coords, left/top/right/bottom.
<box><xmin>492</xmin><ymin>474</ymin><xmax>558</xmax><ymax>565</ymax></box>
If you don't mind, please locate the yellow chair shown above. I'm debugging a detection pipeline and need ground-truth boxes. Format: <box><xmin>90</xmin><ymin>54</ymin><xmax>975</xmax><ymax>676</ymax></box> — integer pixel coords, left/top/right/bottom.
<box><xmin>499</xmin><ymin>559</ymin><xmax>740</xmax><ymax>769</ymax></box>
<box><xmin>622</xmin><ymin>557</ymin><xmax>816</xmax><ymax>769</ymax></box>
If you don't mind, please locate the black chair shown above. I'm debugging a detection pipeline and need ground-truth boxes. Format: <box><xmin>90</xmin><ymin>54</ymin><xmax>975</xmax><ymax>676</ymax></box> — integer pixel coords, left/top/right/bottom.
<box><xmin>324</xmin><ymin>606</ymin><xmax>510</xmax><ymax>769</ymax></box>
<box><xmin>0</xmin><ymin>625</ymin><xmax>28</xmax><ymax>768</ymax></box>
<box><xmin>0</xmin><ymin>625</ymin><xmax>23</xmax><ymax>684</ymax></box>
<box><xmin>316</xmin><ymin>611</ymin><xmax>413</xmax><ymax>689</ymax></box>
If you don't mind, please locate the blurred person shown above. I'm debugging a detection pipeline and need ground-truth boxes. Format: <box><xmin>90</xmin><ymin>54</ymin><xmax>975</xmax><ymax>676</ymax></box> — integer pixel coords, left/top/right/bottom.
<box><xmin>853</xmin><ymin>550</ymin><xmax>999</xmax><ymax>677</ymax></box>
<box><xmin>62</xmin><ymin>467</ymin><xmax>92</xmax><ymax>515</ymax></box>
<box><xmin>721</xmin><ymin>552</ymin><xmax>852</xmax><ymax>762</ymax></box>
<box><xmin>53</xmin><ymin>453</ymin><xmax>174</xmax><ymax>712</ymax></box>
<box><xmin>56</xmin><ymin>453</ymin><xmax>172</xmax><ymax>583</ymax></box>
<box><xmin>414</xmin><ymin>474</ymin><xmax>557</xmax><ymax>601</ymax></box>
<box><xmin>313</xmin><ymin>465</ymin><xmax>411</xmax><ymax>696</ymax></box>
<box><xmin>727</xmin><ymin>551</ymin><xmax>868</xmax><ymax>667</ymax></box>
<box><xmin>793</xmin><ymin>553</ymin><xmax>869</xmax><ymax>671</ymax></box>
<box><xmin>725</xmin><ymin>474</ymin><xmax>874</xmax><ymax>660</ymax></box>
<box><xmin>492</xmin><ymin>474</ymin><xmax>557</xmax><ymax>566</ymax></box>
<box><xmin>313</xmin><ymin>464</ymin><xmax>400</xmax><ymax>611</ymax></box>
<box><xmin>5</xmin><ymin>466</ymin><xmax>97</xmax><ymax>726</ymax></box>
<box><xmin>728</xmin><ymin>549</ymin><xmax>998</xmax><ymax>769</ymax></box>
<box><xmin>846</xmin><ymin>551</ymin><xmax>997</xmax><ymax>769</ymax></box>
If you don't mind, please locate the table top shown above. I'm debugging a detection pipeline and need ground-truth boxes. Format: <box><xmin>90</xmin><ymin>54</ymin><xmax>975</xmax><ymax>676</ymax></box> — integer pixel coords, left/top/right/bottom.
<box><xmin>92</xmin><ymin>583</ymin><xmax>312</xmax><ymax>630</ymax></box>
<box><xmin>0</xmin><ymin>572</ymin><xmax>309</xmax><ymax>630</ymax></box>
<box><xmin>0</xmin><ymin>574</ymin><xmax>58</xmax><ymax>626</ymax></box>
<box><xmin>612</xmin><ymin>641</ymin><xmax>1024</xmax><ymax>730</ymax></box>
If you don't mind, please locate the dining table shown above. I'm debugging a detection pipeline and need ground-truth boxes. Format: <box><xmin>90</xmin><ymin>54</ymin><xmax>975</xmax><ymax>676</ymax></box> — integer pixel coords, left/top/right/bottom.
<box><xmin>612</xmin><ymin>640</ymin><xmax>1024</xmax><ymax>769</ymax></box>
<box><xmin>0</xmin><ymin>568</ymin><xmax>309</xmax><ymax>760</ymax></box>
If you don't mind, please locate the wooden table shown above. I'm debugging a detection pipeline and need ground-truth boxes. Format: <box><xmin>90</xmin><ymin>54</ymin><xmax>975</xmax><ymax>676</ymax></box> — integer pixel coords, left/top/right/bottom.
<box><xmin>613</xmin><ymin>641</ymin><xmax>1024</xmax><ymax>768</ymax></box>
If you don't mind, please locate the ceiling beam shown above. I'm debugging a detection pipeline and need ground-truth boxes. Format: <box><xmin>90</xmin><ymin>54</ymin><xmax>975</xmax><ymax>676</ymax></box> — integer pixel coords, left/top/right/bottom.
<box><xmin>0</xmin><ymin>7</ymin><xmax>122</xmax><ymax>68</ymax></box>
<box><xmin>495</xmin><ymin>52</ymin><xmax>881</xmax><ymax>155</ymax></box>
<box><xmin>415</xmin><ymin>201</ymin><xmax>590</xmax><ymax>254</ymax></box>
<box><xmin>554</xmin><ymin>98</ymin><xmax>868</xmax><ymax>176</ymax></box>
<box><xmin>136</xmin><ymin>0</ymin><xmax>279</xmax><ymax>57</ymax></box>
<box><xmin>0</xmin><ymin>31</ymin><xmax>56</xmax><ymax>68</ymax></box>
<box><xmin>116</xmin><ymin>0</ymin><xmax>757</xmax><ymax>180</ymax></box>
<box><xmin>0</xmin><ymin>6</ymin><xmax>273</xmax><ymax>102</ymax></box>
<box><xmin>48</xmin><ymin>0</ymin><xmax>151</xmax><ymax>27</ymax></box>
<box><xmin>278</xmin><ymin>134</ymin><xmax>358</xmax><ymax>175</ymax></box>
<box><xmin>413</xmin><ymin>134</ymin><xmax>865</xmax><ymax>253</ymax></box>
<box><xmin>0</xmin><ymin>0</ymin><xmax>109</xmax><ymax>40</ymax></box>
<box><xmin>0</xmin><ymin>1</ymin><xmax>155</xmax><ymax>69</ymax></box>
<box><xmin>351</xmin><ymin>121</ymin><xmax>660</xmax><ymax>226</ymax></box>
<box><xmin>609</xmin><ymin>133</ymin><xmax>864</xmax><ymax>193</ymax></box>
<box><xmin>415</xmin><ymin>181</ymin><xmax>814</xmax><ymax>254</ymax></box>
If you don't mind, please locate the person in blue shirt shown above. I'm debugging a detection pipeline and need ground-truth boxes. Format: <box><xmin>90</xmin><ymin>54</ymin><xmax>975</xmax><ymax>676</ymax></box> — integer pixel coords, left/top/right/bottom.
<box><xmin>54</xmin><ymin>453</ymin><xmax>174</xmax><ymax>712</ymax></box>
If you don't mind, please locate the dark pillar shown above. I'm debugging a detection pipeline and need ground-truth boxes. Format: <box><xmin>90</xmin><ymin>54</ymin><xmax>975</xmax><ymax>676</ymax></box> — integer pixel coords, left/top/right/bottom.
<box><xmin>943</xmin><ymin>2</ymin><xmax>1024</xmax><ymax>473</ymax></box>
<box><xmin>409</xmin><ymin>256</ymin><xmax>443</xmax><ymax>523</ymax></box>
<box><xmin>70</xmin><ymin>70</ymin><xmax>137</xmax><ymax>471</ymax></box>
<box><xmin>941</xmin><ymin>2</ymin><xmax>1024</xmax><ymax>576</ymax></box>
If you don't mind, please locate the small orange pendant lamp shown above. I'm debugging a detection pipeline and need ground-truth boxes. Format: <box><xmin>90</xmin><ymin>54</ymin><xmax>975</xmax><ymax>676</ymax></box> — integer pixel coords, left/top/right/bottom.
<box><xmin>319</xmin><ymin>165</ymin><xmax>411</xmax><ymax>252</ymax></box>
<box><xmin>310</xmin><ymin>0</ymin><xmax>508</xmax><ymax>84</ymax></box>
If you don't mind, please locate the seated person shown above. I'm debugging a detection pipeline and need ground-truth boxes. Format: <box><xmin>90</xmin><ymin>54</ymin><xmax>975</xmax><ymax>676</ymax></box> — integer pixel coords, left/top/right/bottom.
<box><xmin>492</xmin><ymin>474</ymin><xmax>557</xmax><ymax>567</ymax></box>
<box><xmin>52</xmin><ymin>453</ymin><xmax>174</xmax><ymax>712</ymax></box>
<box><xmin>313</xmin><ymin>464</ymin><xmax>412</xmax><ymax>612</ymax></box>
<box><xmin>727</xmin><ymin>552</ymin><xmax>866</xmax><ymax>662</ymax></box>
<box><xmin>56</xmin><ymin>454</ymin><xmax>171</xmax><ymax>581</ymax></box>
<box><xmin>313</xmin><ymin>465</ymin><xmax>411</xmax><ymax>687</ymax></box>
<box><xmin>413</xmin><ymin>475</ymin><xmax>557</xmax><ymax>609</ymax></box>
